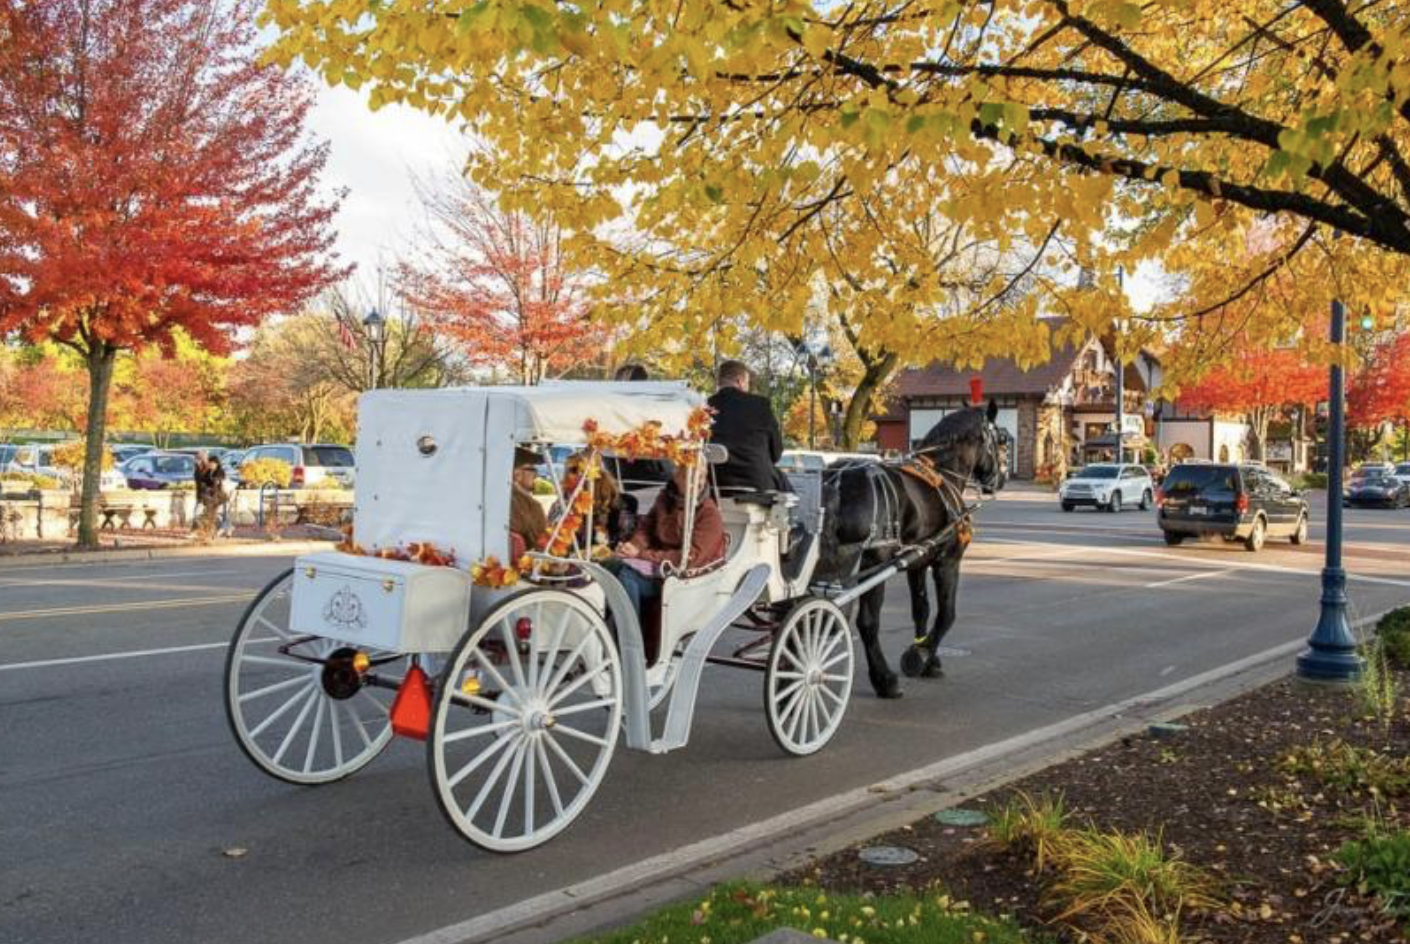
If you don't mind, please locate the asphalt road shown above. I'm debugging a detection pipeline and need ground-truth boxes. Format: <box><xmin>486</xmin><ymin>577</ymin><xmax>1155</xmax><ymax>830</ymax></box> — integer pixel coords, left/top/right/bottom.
<box><xmin>2</xmin><ymin>489</ymin><xmax>1408</xmax><ymax>944</ymax></box>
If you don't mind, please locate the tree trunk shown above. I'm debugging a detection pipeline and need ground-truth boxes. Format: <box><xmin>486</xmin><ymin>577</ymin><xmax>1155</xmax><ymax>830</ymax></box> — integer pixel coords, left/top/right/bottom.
<box><xmin>840</xmin><ymin>351</ymin><xmax>899</xmax><ymax>451</ymax></box>
<box><xmin>1248</xmin><ymin>407</ymin><xmax>1271</xmax><ymax>462</ymax></box>
<box><xmin>77</xmin><ymin>345</ymin><xmax>116</xmax><ymax>548</ymax></box>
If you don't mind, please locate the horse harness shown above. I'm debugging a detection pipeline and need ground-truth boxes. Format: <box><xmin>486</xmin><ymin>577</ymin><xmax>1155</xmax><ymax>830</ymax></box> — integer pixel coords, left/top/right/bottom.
<box><xmin>893</xmin><ymin>455</ymin><xmax>975</xmax><ymax>550</ymax></box>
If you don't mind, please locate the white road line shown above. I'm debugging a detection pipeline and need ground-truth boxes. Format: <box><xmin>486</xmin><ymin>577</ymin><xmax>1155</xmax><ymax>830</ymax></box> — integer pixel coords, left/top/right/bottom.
<box><xmin>983</xmin><ymin>536</ymin><xmax>1410</xmax><ymax>588</ymax></box>
<box><xmin>0</xmin><ymin>592</ymin><xmax>254</xmax><ymax>622</ymax></box>
<box><xmin>0</xmin><ymin>641</ymin><xmax>229</xmax><ymax>672</ymax></box>
<box><xmin>0</xmin><ymin>568</ymin><xmax>245</xmax><ymax>587</ymax></box>
<box><xmin>1145</xmin><ymin>569</ymin><xmax>1233</xmax><ymax>589</ymax></box>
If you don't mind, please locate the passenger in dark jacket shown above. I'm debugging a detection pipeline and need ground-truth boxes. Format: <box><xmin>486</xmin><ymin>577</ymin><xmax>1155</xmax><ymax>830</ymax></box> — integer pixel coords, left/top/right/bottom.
<box><xmin>707</xmin><ymin>359</ymin><xmax>787</xmax><ymax>493</ymax></box>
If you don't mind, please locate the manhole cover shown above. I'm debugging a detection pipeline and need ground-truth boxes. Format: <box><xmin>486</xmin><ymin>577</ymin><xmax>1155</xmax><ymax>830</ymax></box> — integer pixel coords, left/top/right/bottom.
<box><xmin>934</xmin><ymin>808</ymin><xmax>989</xmax><ymax>827</ymax></box>
<box><xmin>934</xmin><ymin>646</ymin><xmax>970</xmax><ymax>657</ymax></box>
<box><xmin>858</xmin><ymin>845</ymin><xmax>918</xmax><ymax>866</ymax></box>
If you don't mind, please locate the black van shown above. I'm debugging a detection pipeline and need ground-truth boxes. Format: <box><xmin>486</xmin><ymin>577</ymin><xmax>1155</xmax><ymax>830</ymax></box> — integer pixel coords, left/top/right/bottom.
<box><xmin>1157</xmin><ymin>463</ymin><xmax>1309</xmax><ymax>551</ymax></box>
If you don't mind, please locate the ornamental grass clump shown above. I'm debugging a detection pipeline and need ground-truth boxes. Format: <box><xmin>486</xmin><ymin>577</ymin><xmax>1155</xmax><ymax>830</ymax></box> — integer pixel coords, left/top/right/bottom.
<box><xmin>1355</xmin><ymin>635</ymin><xmax>1402</xmax><ymax>731</ymax></box>
<box><xmin>987</xmin><ymin>790</ymin><xmax>1072</xmax><ymax>873</ymax></box>
<box><xmin>1047</xmin><ymin>828</ymin><xmax>1219</xmax><ymax>938</ymax></box>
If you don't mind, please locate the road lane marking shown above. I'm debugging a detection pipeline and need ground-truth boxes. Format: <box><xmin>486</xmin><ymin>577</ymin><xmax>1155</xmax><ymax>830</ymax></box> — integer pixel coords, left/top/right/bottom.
<box><xmin>0</xmin><ymin>578</ymin><xmax>249</xmax><ymax>593</ymax></box>
<box><xmin>0</xmin><ymin>592</ymin><xmax>254</xmax><ymax>623</ymax></box>
<box><xmin>983</xmin><ymin>536</ymin><xmax>1410</xmax><ymax>588</ymax></box>
<box><xmin>1145</xmin><ymin>569</ymin><xmax>1235</xmax><ymax>589</ymax></box>
<box><xmin>0</xmin><ymin>641</ymin><xmax>231</xmax><ymax>672</ymax></box>
<box><xmin>0</xmin><ymin>568</ymin><xmax>245</xmax><ymax>586</ymax></box>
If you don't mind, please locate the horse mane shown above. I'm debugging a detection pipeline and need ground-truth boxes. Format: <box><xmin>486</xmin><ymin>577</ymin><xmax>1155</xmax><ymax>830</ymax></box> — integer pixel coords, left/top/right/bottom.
<box><xmin>916</xmin><ymin>406</ymin><xmax>985</xmax><ymax>451</ymax></box>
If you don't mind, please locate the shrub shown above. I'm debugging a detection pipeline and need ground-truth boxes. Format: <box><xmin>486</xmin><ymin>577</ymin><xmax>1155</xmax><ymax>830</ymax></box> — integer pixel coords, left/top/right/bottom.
<box><xmin>1048</xmin><ymin>828</ymin><xmax>1219</xmax><ymax>933</ymax></box>
<box><xmin>1298</xmin><ymin>471</ymin><xmax>1329</xmax><ymax>490</ymax></box>
<box><xmin>988</xmin><ymin>791</ymin><xmax>1072</xmax><ymax>873</ymax></box>
<box><xmin>1379</xmin><ymin>607</ymin><xmax>1410</xmax><ymax>670</ymax></box>
<box><xmin>51</xmin><ymin>439</ymin><xmax>114</xmax><ymax>473</ymax></box>
<box><xmin>1284</xmin><ymin>740</ymin><xmax>1410</xmax><ymax>798</ymax></box>
<box><xmin>1356</xmin><ymin>636</ymin><xmax>1400</xmax><ymax>729</ymax></box>
<box><xmin>1335</xmin><ymin>830</ymin><xmax>1410</xmax><ymax>921</ymax></box>
<box><xmin>240</xmin><ymin>457</ymin><xmax>292</xmax><ymax>488</ymax></box>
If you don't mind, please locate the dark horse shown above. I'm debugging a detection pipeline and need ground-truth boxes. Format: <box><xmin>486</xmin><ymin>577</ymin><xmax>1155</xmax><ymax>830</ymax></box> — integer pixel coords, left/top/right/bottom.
<box><xmin>814</xmin><ymin>402</ymin><xmax>1007</xmax><ymax>698</ymax></box>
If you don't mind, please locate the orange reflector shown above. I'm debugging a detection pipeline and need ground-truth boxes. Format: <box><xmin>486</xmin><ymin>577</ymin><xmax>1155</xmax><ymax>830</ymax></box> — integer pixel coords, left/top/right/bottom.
<box><xmin>352</xmin><ymin>652</ymin><xmax>371</xmax><ymax>674</ymax></box>
<box><xmin>390</xmin><ymin>665</ymin><xmax>432</xmax><ymax>740</ymax></box>
<box><xmin>460</xmin><ymin>672</ymin><xmax>482</xmax><ymax>696</ymax></box>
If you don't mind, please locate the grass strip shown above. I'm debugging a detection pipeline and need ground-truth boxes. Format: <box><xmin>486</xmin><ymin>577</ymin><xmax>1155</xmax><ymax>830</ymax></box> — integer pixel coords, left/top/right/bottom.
<box><xmin>568</xmin><ymin>881</ymin><xmax>1041</xmax><ymax>944</ymax></box>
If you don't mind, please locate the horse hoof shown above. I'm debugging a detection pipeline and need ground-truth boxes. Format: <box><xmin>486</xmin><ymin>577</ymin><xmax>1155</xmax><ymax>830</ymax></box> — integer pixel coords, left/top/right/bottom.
<box><xmin>871</xmin><ymin>674</ymin><xmax>903</xmax><ymax>699</ymax></box>
<box><xmin>900</xmin><ymin>645</ymin><xmax>928</xmax><ymax>678</ymax></box>
<box><xmin>920</xmin><ymin>657</ymin><xmax>944</xmax><ymax>679</ymax></box>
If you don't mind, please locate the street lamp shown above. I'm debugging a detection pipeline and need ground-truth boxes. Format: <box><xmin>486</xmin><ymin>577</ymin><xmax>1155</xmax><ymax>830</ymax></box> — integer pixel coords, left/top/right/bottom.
<box><xmin>363</xmin><ymin>308</ymin><xmax>386</xmax><ymax>390</ymax></box>
<box><xmin>1112</xmin><ymin>266</ymin><xmax>1126</xmax><ymax>464</ymax></box>
<box><xmin>1296</xmin><ymin>298</ymin><xmax>1363</xmax><ymax>684</ymax></box>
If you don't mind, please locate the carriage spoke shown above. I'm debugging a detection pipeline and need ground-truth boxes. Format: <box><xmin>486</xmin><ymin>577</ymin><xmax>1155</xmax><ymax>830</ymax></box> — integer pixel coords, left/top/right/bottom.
<box><xmin>773</xmin><ymin>677</ymin><xmax>806</xmax><ymax>704</ymax></box>
<box><xmin>524</xmin><ymin>735</ymin><xmax>537</xmax><ymax>837</ymax></box>
<box><xmin>329</xmin><ymin>701</ymin><xmax>345</xmax><ymax>769</ymax></box>
<box><xmin>499</xmin><ymin>618</ymin><xmax>528</xmax><ymax>690</ymax></box>
<box><xmin>551</xmin><ymin>697</ymin><xmax>616</xmax><ymax>718</ymax></box>
<box><xmin>816</xmin><ymin>628</ymin><xmax>847</xmax><ymax>665</ymax></box>
<box><xmin>239</xmin><ymin>654</ymin><xmax>309</xmax><ymax>672</ymax></box>
<box><xmin>542</xmin><ymin>630</ymin><xmax>597</xmax><ymax>698</ymax></box>
<box><xmin>357</xmin><ymin>688</ymin><xmax>392</xmax><ymax>717</ymax></box>
<box><xmin>821</xmin><ymin>672</ymin><xmax>850</xmax><ymax>683</ymax></box>
<box><xmin>302</xmin><ymin>696</ymin><xmax>326</xmax><ymax>774</ymax></box>
<box><xmin>271</xmin><ymin>688</ymin><xmax>318</xmax><ymax>766</ymax></box>
<box><xmin>772</xmin><ymin>669</ymin><xmax>806</xmax><ymax>681</ymax></box>
<box><xmin>552</xmin><ymin>722</ymin><xmax>609</xmax><ymax>748</ymax></box>
<box><xmin>348</xmin><ymin>705</ymin><xmax>374</xmax><ymax>749</ymax></box>
<box><xmin>442</xmin><ymin>718</ymin><xmax>519</xmax><ymax>743</ymax></box>
<box><xmin>817</xmin><ymin>683</ymin><xmax>846</xmax><ymax>708</ymax></box>
<box><xmin>446</xmin><ymin>728</ymin><xmax>516</xmax><ymax>790</ymax></box>
<box><xmin>527</xmin><ymin>602</ymin><xmax>545</xmax><ymax>690</ymax></box>
<box><xmin>535</xmin><ymin>609</ymin><xmax>572</xmax><ymax>697</ymax></box>
<box><xmin>470</xmin><ymin>648</ymin><xmax>520</xmax><ymax>705</ymax></box>
<box><xmin>547</xmin><ymin>660</ymin><xmax>611</xmax><ymax>708</ymax></box>
<box><xmin>449</xmin><ymin>691</ymin><xmax>523</xmax><ymax>717</ymax></box>
<box><xmin>248</xmin><ymin>681</ymin><xmax>315</xmax><ymax>738</ymax></box>
<box><xmin>256</xmin><ymin>616</ymin><xmax>297</xmax><ymax>641</ymax></box>
<box><xmin>240</xmin><ymin>673</ymin><xmax>312</xmax><ymax>704</ymax></box>
<box><xmin>784</xmin><ymin>688</ymin><xmax>808</xmax><ymax>743</ymax></box>
<box><xmin>820</xmin><ymin>649</ymin><xmax>850</xmax><ymax>672</ymax></box>
<box><xmin>543</xmin><ymin>731</ymin><xmax>590</xmax><ymax>785</ymax></box>
<box><xmin>464</xmin><ymin>734</ymin><xmax>522</xmax><ymax>823</ymax></box>
<box><xmin>492</xmin><ymin>740</ymin><xmax>528</xmax><ymax>839</ymax></box>
<box><xmin>536</xmin><ymin>738</ymin><xmax>564</xmax><ymax>817</ymax></box>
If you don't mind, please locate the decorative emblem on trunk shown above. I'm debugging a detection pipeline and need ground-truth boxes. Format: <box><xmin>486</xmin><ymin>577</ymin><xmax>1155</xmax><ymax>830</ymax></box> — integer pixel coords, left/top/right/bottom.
<box><xmin>323</xmin><ymin>584</ymin><xmax>367</xmax><ymax>631</ymax></box>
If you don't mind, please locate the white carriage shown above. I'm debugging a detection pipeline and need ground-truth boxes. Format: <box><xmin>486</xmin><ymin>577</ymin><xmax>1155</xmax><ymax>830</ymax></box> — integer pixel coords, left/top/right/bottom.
<box><xmin>224</xmin><ymin>382</ymin><xmax>857</xmax><ymax>852</ymax></box>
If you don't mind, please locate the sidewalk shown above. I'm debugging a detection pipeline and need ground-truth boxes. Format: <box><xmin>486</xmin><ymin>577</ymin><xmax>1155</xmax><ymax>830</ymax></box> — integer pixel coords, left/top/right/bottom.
<box><xmin>0</xmin><ymin>524</ymin><xmax>335</xmax><ymax>568</ymax></box>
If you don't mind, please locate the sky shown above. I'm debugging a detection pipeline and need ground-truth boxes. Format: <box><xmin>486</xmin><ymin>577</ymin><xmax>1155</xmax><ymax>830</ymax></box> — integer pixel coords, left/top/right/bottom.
<box><xmin>304</xmin><ymin>85</ymin><xmax>467</xmax><ymax>306</ymax></box>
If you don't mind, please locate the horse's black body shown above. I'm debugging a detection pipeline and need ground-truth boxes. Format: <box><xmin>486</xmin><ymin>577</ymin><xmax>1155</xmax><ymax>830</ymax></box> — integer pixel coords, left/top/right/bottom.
<box><xmin>813</xmin><ymin>403</ymin><xmax>1006</xmax><ymax>698</ymax></box>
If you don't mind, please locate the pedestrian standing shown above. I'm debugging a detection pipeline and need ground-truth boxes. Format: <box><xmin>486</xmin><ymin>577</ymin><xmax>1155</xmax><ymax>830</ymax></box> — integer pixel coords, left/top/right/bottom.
<box><xmin>194</xmin><ymin>451</ymin><xmax>225</xmax><ymax>542</ymax></box>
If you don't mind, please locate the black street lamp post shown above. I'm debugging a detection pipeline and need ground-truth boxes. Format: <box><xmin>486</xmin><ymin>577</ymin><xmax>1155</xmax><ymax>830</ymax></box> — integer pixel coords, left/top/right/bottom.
<box><xmin>363</xmin><ymin>308</ymin><xmax>386</xmax><ymax>390</ymax></box>
<box><xmin>1296</xmin><ymin>299</ymin><xmax>1363</xmax><ymax>684</ymax></box>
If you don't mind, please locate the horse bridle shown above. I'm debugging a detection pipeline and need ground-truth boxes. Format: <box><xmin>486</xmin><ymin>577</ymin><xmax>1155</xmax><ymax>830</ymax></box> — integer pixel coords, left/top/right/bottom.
<box><xmin>909</xmin><ymin>417</ymin><xmax>1006</xmax><ymax>506</ymax></box>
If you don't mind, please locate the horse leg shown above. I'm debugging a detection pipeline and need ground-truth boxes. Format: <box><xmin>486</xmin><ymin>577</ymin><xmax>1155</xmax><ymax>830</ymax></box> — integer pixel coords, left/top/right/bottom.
<box><xmin>900</xmin><ymin>565</ymin><xmax>932</xmax><ymax>678</ymax></box>
<box><xmin>918</xmin><ymin>553</ymin><xmax>963</xmax><ymax>678</ymax></box>
<box><xmin>854</xmin><ymin>581</ymin><xmax>901</xmax><ymax>699</ymax></box>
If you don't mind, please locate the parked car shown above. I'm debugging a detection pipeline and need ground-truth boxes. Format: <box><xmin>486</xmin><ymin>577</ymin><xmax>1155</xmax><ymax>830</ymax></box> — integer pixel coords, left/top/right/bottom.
<box><xmin>239</xmin><ymin>443</ymin><xmax>354</xmax><ymax>488</ymax></box>
<box><xmin>2</xmin><ymin>443</ymin><xmax>67</xmax><ymax>482</ymax></box>
<box><xmin>1157</xmin><ymin>462</ymin><xmax>1308</xmax><ymax>551</ymax></box>
<box><xmin>1344</xmin><ymin>467</ymin><xmax>1410</xmax><ymax>508</ymax></box>
<box><xmin>110</xmin><ymin>444</ymin><xmax>154</xmax><ymax>465</ymax></box>
<box><xmin>219</xmin><ymin>449</ymin><xmax>247</xmax><ymax>486</ymax></box>
<box><xmin>122</xmin><ymin>452</ymin><xmax>198</xmax><ymax>490</ymax></box>
<box><xmin>1059</xmin><ymin>463</ymin><xmax>1154</xmax><ymax>512</ymax></box>
<box><xmin>1395</xmin><ymin>462</ymin><xmax>1410</xmax><ymax>486</ymax></box>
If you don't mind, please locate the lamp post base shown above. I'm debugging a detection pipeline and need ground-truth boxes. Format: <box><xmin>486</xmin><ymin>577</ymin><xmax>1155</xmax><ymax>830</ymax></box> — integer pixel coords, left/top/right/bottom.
<box><xmin>1295</xmin><ymin>567</ymin><xmax>1363</xmax><ymax>684</ymax></box>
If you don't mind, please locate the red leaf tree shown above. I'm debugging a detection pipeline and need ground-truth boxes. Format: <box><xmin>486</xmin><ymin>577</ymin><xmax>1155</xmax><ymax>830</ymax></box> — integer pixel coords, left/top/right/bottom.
<box><xmin>0</xmin><ymin>0</ymin><xmax>344</xmax><ymax>544</ymax></box>
<box><xmin>1349</xmin><ymin>333</ymin><xmax>1410</xmax><ymax>432</ymax></box>
<box><xmin>397</xmin><ymin>174</ymin><xmax>597</xmax><ymax>384</ymax></box>
<box><xmin>1177</xmin><ymin>346</ymin><xmax>1328</xmax><ymax>461</ymax></box>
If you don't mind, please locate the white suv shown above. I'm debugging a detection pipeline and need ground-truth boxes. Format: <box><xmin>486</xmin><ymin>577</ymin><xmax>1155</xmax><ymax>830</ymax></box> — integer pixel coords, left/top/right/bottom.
<box><xmin>1060</xmin><ymin>462</ymin><xmax>1154</xmax><ymax>513</ymax></box>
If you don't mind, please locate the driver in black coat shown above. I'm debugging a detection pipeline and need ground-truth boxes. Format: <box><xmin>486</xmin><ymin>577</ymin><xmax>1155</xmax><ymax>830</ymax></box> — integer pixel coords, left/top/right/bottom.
<box><xmin>707</xmin><ymin>359</ymin><xmax>789</xmax><ymax>494</ymax></box>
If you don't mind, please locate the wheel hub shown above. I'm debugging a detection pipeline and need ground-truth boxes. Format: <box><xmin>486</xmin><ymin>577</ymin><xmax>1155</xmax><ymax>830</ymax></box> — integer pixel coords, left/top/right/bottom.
<box><xmin>806</xmin><ymin>667</ymin><xmax>824</xmax><ymax>686</ymax></box>
<box><xmin>321</xmin><ymin>647</ymin><xmax>365</xmax><ymax>700</ymax></box>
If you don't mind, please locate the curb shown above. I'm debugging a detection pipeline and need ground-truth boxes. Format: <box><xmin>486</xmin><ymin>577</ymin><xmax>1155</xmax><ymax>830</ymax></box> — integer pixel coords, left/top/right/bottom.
<box><xmin>0</xmin><ymin>539</ymin><xmax>335</xmax><ymax>569</ymax></box>
<box><xmin>393</xmin><ymin>609</ymin><xmax>1400</xmax><ymax>944</ymax></box>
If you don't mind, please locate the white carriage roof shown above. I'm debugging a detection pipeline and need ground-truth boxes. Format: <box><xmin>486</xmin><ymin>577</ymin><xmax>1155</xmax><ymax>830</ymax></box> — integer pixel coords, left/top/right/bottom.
<box><xmin>373</xmin><ymin>381</ymin><xmax>707</xmax><ymax>443</ymax></box>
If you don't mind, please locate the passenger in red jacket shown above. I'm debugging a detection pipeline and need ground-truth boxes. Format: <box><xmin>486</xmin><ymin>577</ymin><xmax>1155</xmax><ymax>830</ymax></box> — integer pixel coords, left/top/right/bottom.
<box><xmin>608</xmin><ymin>463</ymin><xmax>726</xmax><ymax>618</ymax></box>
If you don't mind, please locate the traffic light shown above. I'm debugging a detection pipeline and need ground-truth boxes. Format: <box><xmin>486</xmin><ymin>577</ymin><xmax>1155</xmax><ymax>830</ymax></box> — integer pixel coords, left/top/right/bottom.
<box><xmin>1360</xmin><ymin>312</ymin><xmax>1375</xmax><ymax>331</ymax></box>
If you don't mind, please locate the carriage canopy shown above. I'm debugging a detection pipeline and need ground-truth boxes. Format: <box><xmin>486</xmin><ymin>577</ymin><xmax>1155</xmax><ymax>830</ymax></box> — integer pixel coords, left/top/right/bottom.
<box><xmin>353</xmin><ymin>382</ymin><xmax>705</xmax><ymax>566</ymax></box>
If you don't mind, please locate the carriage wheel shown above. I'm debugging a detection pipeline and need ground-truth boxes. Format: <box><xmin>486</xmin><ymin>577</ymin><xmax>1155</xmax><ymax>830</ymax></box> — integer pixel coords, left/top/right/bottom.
<box><xmin>764</xmin><ymin>597</ymin><xmax>854</xmax><ymax>756</ymax></box>
<box><xmin>428</xmin><ymin>589</ymin><xmax>622</xmax><ymax>852</ymax></box>
<box><xmin>225</xmin><ymin>569</ymin><xmax>398</xmax><ymax>785</ymax></box>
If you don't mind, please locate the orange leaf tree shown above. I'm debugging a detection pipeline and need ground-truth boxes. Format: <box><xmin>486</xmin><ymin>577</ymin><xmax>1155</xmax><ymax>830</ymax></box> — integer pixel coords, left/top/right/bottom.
<box><xmin>0</xmin><ymin>0</ymin><xmax>344</xmax><ymax>545</ymax></box>
<box><xmin>1176</xmin><ymin>345</ymin><xmax>1328</xmax><ymax>461</ymax></box>
<box><xmin>1349</xmin><ymin>333</ymin><xmax>1410</xmax><ymax>432</ymax></box>
<box><xmin>396</xmin><ymin>173</ymin><xmax>599</xmax><ymax>385</ymax></box>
